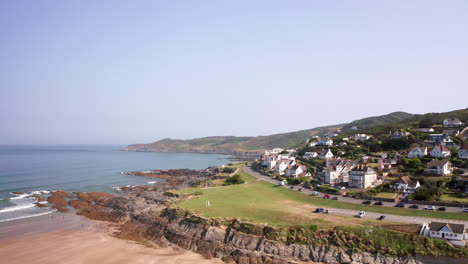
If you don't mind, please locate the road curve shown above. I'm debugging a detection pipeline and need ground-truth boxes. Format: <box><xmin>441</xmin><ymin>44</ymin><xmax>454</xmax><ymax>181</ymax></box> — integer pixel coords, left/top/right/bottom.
<box><xmin>243</xmin><ymin>164</ymin><xmax>468</xmax><ymax>226</ymax></box>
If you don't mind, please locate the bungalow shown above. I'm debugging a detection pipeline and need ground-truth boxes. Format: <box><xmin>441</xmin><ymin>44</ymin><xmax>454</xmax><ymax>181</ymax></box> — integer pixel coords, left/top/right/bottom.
<box><xmin>264</xmin><ymin>148</ymin><xmax>284</xmax><ymax>155</ymax></box>
<box><xmin>442</xmin><ymin>130</ymin><xmax>460</xmax><ymax>136</ymax></box>
<box><xmin>377</xmin><ymin>158</ymin><xmax>399</xmax><ymax>172</ymax></box>
<box><xmin>413</xmin><ymin>128</ymin><xmax>435</xmax><ymax>133</ymax></box>
<box><xmin>427</xmin><ymin>160</ymin><xmax>453</xmax><ymax>175</ymax></box>
<box><xmin>459</xmin><ymin>145</ymin><xmax>468</xmax><ymax>160</ymax></box>
<box><xmin>390</xmin><ymin>131</ymin><xmax>411</xmax><ymax>138</ymax></box>
<box><xmin>319</xmin><ymin>149</ymin><xmax>334</xmax><ymax>160</ymax></box>
<box><xmin>303</xmin><ymin>152</ymin><xmax>318</xmax><ymax>160</ymax></box>
<box><xmin>428</xmin><ymin>134</ymin><xmax>453</xmax><ymax>145</ymax></box>
<box><xmin>408</xmin><ymin>146</ymin><xmax>428</xmax><ymax>158</ymax></box>
<box><xmin>430</xmin><ymin>145</ymin><xmax>451</xmax><ymax>158</ymax></box>
<box><xmin>348</xmin><ymin>165</ymin><xmax>379</xmax><ymax>189</ymax></box>
<box><xmin>354</xmin><ymin>134</ymin><xmax>370</xmax><ymax>141</ymax></box>
<box><xmin>393</xmin><ymin>176</ymin><xmax>420</xmax><ymax>194</ymax></box>
<box><xmin>427</xmin><ymin>222</ymin><xmax>467</xmax><ymax>241</ymax></box>
<box><xmin>443</xmin><ymin>118</ymin><xmax>463</xmax><ymax>127</ymax></box>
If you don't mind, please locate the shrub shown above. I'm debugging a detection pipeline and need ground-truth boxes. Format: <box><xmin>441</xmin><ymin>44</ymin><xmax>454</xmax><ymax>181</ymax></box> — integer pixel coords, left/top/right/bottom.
<box><xmin>224</xmin><ymin>174</ymin><xmax>245</xmax><ymax>185</ymax></box>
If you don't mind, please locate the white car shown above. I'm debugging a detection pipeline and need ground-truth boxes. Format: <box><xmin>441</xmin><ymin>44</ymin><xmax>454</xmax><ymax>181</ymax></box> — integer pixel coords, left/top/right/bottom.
<box><xmin>424</xmin><ymin>205</ymin><xmax>435</xmax><ymax>210</ymax></box>
<box><xmin>325</xmin><ymin>209</ymin><xmax>333</xmax><ymax>214</ymax></box>
<box><xmin>356</xmin><ymin>211</ymin><xmax>366</xmax><ymax>218</ymax></box>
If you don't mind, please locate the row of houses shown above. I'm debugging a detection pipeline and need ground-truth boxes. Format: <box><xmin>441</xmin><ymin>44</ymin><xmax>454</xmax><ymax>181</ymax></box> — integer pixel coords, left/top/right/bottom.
<box><xmin>408</xmin><ymin>144</ymin><xmax>468</xmax><ymax>159</ymax></box>
<box><xmin>261</xmin><ymin>153</ymin><xmax>309</xmax><ymax>177</ymax></box>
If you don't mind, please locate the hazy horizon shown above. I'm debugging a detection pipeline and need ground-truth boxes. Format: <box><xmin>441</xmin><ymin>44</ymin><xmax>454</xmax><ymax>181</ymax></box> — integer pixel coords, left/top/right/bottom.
<box><xmin>1</xmin><ymin>1</ymin><xmax>467</xmax><ymax>144</ymax></box>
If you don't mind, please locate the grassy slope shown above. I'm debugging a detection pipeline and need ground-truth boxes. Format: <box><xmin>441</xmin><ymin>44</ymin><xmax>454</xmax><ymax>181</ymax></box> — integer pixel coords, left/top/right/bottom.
<box><xmin>341</xmin><ymin>111</ymin><xmax>414</xmax><ymax>131</ymax></box>
<box><xmin>175</xmin><ymin>167</ymin><xmax>467</xmax><ymax>225</ymax></box>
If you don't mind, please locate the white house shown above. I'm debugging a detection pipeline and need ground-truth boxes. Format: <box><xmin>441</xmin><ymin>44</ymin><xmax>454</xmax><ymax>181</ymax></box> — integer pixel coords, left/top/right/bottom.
<box><xmin>459</xmin><ymin>145</ymin><xmax>468</xmax><ymax>160</ymax></box>
<box><xmin>443</xmin><ymin>118</ymin><xmax>463</xmax><ymax>127</ymax></box>
<box><xmin>303</xmin><ymin>152</ymin><xmax>318</xmax><ymax>160</ymax></box>
<box><xmin>427</xmin><ymin>222</ymin><xmax>467</xmax><ymax>241</ymax></box>
<box><xmin>408</xmin><ymin>146</ymin><xmax>428</xmax><ymax>158</ymax></box>
<box><xmin>428</xmin><ymin>134</ymin><xmax>453</xmax><ymax>145</ymax></box>
<box><xmin>393</xmin><ymin>176</ymin><xmax>420</xmax><ymax>194</ymax></box>
<box><xmin>390</xmin><ymin>131</ymin><xmax>411</xmax><ymax>138</ymax></box>
<box><xmin>430</xmin><ymin>145</ymin><xmax>451</xmax><ymax>158</ymax></box>
<box><xmin>354</xmin><ymin>134</ymin><xmax>370</xmax><ymax>141</ymax></box>
<box><xmin>284</xmin><ymin>164</ymin><xmax>307</xmax><ymax>178</ymax></box>
<box><xmin>264</xmin><ymin>148</ymin><xmax>284</xmax><ymax>155</ymax></box>
<box><xmin>319</xmin><ymin>149</ymin><xmax>334</xmax><ymax>160</ymax></box>
<box><xmin>413</xmin><ymin>128</ymin><xmax>434</xmax><ymax>132</ymax></box>
<box><xmin>427</xmin><ymin>160</ymin><xmax>453</xmax><ymax>175</ymax></box>
<box><xmin>348</xmin><ymin>166</ymin><xmax>379</xmax><ymax>189</ymax></box>
<box><xmin>316</xmin><ymin>137</ymin><xmax>333</xmax><ymax>146</ymax></box>
<box><xmin>275</xmin><ymin>158</ymin><xmax>296</xmax><ymax>175</ymax></box>
<box><xmin>324</xmin><ymin>159</ymin><xmax>357</xmax><ymax>184</ymax></box>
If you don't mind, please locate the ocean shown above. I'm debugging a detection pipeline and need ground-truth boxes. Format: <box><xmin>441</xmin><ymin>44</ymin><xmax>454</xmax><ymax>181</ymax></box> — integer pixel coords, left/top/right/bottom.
<box><xmin>0</xmin><ymin>145</ymin><xmax>231</xmax><ymax>223</ymax></box>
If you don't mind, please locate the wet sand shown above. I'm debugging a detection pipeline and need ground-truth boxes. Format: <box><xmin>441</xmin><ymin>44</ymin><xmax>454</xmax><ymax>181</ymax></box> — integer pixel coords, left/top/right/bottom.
<box><xmin>0</xmin><ymin>213</ymin><xmax>223</xmax><ymax>264</ymax></box>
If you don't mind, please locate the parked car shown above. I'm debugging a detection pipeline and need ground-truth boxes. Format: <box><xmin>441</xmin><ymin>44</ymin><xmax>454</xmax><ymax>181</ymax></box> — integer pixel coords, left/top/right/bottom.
<box><xmin>377</xmin><ymin>215</ymin><xmax>385</xmax><ymax>221</ymax></box>
<box><xmin>395</xmin><ymin>203</ymin><xmax>405</xmax><ymax>208</ymax></box>
<box><xmin>374</xmin><ymin>201</ymin><xmax>383</xmax><ymax>206</ymax></box>
<box><xmin>409</xmin><ymin>204</ymin><xmax>419</xmax><ymax>209</ymax></box>
<box><xmin>290</xmin><ymin>186</ymin><xmax>294</xmax><ymax>190</ymax></box>
<box><xmin>325</xmin><ymin>209</ymin><xmax>333</xmax><ymax>214</ymax></box>
<box><xmin>362</xmin><ymin>200</ymin><xmax>371</xmax><ymax>204</ymax></box>
<box><xmin>311</xmin><ymin>191</ymin><xmax>319</xmax><ymax>196</ymax></box>
<box><xmin>355</xmin><ymin>211</ymin><xmax>366</xmax><ymax>218</ymax></box>
<box><xmin>424</xmin><ymin>205</ymin><xmax>436</xmax><ymax>210</ymax></box>
<box><xmin>332</xmin><ymin>197</ymin><xmax>339</xmax><ymax>200</ymax></box>
<box><xmin>438</xmin><ymin>207</ymin><xmax>446</xmax><ymax>211</ymax></box>
<box><xmin>340</xmin><ymin>187</ymin><xmax>346</xmax><ymax>190</ymax></box>
<box><xmin>464</xmin><ymin>208</ymin><xmax>468</xmax><ymax>213</ymax></box>
<box><xmin>315</xmin><ymin>208</ymin><xmax>324</xmax><ymax>213</ymax></box>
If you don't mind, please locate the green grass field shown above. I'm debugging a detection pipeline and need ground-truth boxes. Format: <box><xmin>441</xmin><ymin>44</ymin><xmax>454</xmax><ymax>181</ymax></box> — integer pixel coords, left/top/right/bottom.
<box><xmin>375</xmin><ymin>192</ymin><xmax>397</xmax><ymax>199</ymax></box>
<box><xmin>175</xmin><ymin>166</ymin><xmax>468</xmax><ymax>225</ymax></box>
<box><xmin>440</xmin><ymin>194</ymin><xmax>468</xmax><ymax>204</ymax></box>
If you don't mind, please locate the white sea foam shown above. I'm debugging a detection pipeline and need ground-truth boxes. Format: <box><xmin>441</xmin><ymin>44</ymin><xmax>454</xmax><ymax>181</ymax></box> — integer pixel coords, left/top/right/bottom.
<box><xmin>0</xmin><ymin>210</ymin><xmax>56</xmax><ymax>223</ymax></box>
<box><xmin>147</xmin><ymin>181</ymin><xmax>157</xmax><ymax>184</ymax></box>
<box><xmin>0</xmin><ymin>203</ymin><xmax>36</xmax><ymax>212</ymax></box>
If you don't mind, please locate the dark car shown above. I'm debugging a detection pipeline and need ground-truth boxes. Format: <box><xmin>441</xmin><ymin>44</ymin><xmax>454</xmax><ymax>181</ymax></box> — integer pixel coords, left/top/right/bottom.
<box><xmin>332</xmin><ymin>197</ymin><xmax>339</xmax><ymax>200</ymax></box>
<box><xmin>362</xmin><ymin>200</ymin><xmax>371</xmax><ymax>204</ymax></box>
<box><xmin>409</xmin><ymin>204</ymin><xmax>419</xmax><ymax>209</ymax></box>
<box><xmin>438</xmin><ymin>207</ymin><xmax>446</xmax><ymax>211</ymax></box>
<box><xmin>298</xmin><ymin>188</ymin><xmax>302</xmax><ymax>192</ymax></box>
<box><xmin>377</xmin><ymin>215</ymin><xmax>385</xmax><ymax>221</ymax></box>
<box><xmin>374</xmin><ymin>201</ymin><xmax>383</xmax><ymax>206</ymax></box>
<box><xmin>290</xmin><ymin>186</ymin><xmax>294</xmax><ymax>190</ymax></box>
<box><xmin>395</xmin><ymin>203</ymin><xmax>405</xmax><ymax>208</ymax></box>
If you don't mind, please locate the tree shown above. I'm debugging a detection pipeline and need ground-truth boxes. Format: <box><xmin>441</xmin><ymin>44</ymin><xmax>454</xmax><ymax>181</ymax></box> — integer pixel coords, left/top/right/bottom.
<box><xmin>223</xmin><ymin>174</ymin><xmax>245</xmax><ymax>185</ymax></box>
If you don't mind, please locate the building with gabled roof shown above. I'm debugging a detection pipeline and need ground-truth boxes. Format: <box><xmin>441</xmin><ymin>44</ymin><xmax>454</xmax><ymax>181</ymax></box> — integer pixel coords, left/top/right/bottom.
<box><xmin>443</xmin><ymin>118</ymin><xmax>463</xmax><ymax>127</ymax></box>
<box><xmin>408</xmin><ymin>146</ymin><xmax>428</xmax><ymax>158</ymax></box>
<box><xmin>427</xmin><ymin>222</ymin><xmax>466</xmax><ymax>241</ymax></box>
<box><xmin>427</xmin><ymin>160</ymin><xmax>453</xmax><ymax>175</ymax></box>
<box><xmin>430</xmin><ymin>144</ymin><xmax>451</xmax><ymax>158</ymax></box>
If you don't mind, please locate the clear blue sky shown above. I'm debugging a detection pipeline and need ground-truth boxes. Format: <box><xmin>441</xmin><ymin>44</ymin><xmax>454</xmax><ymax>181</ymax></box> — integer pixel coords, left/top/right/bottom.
<box><xmin>1</xmin><ymin>1</ymin><xmax>467</xmax><ymax>144</ymax></box>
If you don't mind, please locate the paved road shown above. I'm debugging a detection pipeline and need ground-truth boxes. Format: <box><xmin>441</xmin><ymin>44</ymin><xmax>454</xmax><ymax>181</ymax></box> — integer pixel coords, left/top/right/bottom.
<box><xmin>244</xmin><ymin>165</ymin><xmax>468</xmax><ymax>226</ymax></box>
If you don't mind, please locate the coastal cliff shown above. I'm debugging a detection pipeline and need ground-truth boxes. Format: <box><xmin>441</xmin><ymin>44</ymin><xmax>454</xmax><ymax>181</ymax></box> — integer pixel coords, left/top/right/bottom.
<box><xmin>68</xmin><ymin>168</ymin><xmax>467</xmax><ymax>264</ymax></box>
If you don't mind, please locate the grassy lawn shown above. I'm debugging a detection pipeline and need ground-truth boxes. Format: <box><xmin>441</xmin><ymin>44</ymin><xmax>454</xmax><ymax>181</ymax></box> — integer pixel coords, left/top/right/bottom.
<box><xmin>440</xmin><ymin>194</ymin><xmax>468</xmax><ymax>204</ymax></box>
<box><xmin>175</xmin><ymin>168</ymin><xmax>468</xmax><ymax>226</ymax></box>
<box><xmin>375</xmin><ymin>192</ymin><xmax>397</xmax><ymax>199</ymax></box>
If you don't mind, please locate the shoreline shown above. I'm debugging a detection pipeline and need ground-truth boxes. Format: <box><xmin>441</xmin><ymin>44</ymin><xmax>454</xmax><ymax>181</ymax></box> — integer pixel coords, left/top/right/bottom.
<box><xmin>0</xmin><ymin>210</ymin><xmax>223</xmax><ymax>264</ymax></box>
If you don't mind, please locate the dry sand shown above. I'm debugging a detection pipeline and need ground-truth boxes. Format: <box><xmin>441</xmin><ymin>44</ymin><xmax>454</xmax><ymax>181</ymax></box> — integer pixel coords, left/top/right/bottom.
<box><xmin>0</xmin><ymin>213</ymin><xmax>223</xmax><ymax>264</ymax></box>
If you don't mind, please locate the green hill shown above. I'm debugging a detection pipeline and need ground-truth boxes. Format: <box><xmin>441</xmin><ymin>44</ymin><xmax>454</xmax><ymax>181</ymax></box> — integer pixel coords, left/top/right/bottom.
<box><xmin>124</xmin><ymin>109</ymin><xmax>467</xmax><ymax>153</ymax></box>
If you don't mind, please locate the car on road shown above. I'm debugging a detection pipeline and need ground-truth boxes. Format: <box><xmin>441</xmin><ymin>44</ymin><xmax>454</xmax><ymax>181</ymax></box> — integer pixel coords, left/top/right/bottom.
<box><xmin>325</xmin><ymin>209</ymin><xmax>333</xmax><ymax>214</ymax></box>
<box><xmin>355</xmin><ymin>211</ymin><xmax>366</xmax><ymax>218</ymax></box>
<box><xmin>332</xmin><ymin>197</ymin><xmax>339</xmax><ymax>200</ymax></box>
<box><xmin>464</xmin><ymin>208</ymin><xmax>468</xmax><ymax>213</ymax></box>
<box><xmin>438</xmin><ymin>207</ymin><xmax>446</xmax><ymax>211</ymax></box>
<box><xmin>311</xmin><ymin>191</ymin><xmax>319</xmax><ymax>196</ymax></box>
<box><xmin>362</xmin><ymin>200</ymin><xmax>371</xmax><ymax>204</ymax></box>
<box><xmin>409</xmin><ymin>204</ymin><xmax>419</xmax><ymax>209</ymax></box>
<box><xmin>395</xmin><ymin>203</ymin><xmax>405</xmax><ymax>208</ymax></box>
<box><xmin>290</xmin><ymin>186</ymin><xmax>294</xmax><ymax>190</ymax></box>
<box><xmin>298</xmin><ymin>188</ymin><xmax>302</xmax><ymax>192</ymax></box>
<box><xmin>374</xmin><ymin>201</ymin><xmax>383</xmax><ymax>206</ymax></box>
<box><xmin>424</xmin><ymin>205</ymin><xmax>436</xmax><ymax>210</ymax></box>
<box><xmin>377</xmin><ymin>215</ymin><xmax>385</xmax><ymax>221</ymax></box>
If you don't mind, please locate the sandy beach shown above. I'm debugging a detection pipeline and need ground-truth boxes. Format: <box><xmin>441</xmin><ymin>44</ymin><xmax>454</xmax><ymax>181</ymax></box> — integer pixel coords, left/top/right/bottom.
<box><xmin>0</xmin><ymin>212</ymin><xmax>223</xmax><ymax>264</ymax></box>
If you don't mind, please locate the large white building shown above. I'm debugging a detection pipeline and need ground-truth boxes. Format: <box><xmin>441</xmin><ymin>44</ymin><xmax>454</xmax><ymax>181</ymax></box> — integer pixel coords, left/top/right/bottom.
<box><xmin>430</xmin><ymin>145</ymin><xmax>451</xmax><ymax>158</ymax></box>
<box><xmin>324</xmin><ymin>159</ymin><xmax>357</xmax><ymax>184</ymax></box>
<box><xmin>348</xmin><ymin>166</ymin><xmax>379</xmax><ymax>189</ymax></box>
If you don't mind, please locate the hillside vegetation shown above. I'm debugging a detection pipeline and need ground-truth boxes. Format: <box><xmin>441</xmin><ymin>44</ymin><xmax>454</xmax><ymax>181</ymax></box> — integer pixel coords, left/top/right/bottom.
<box><xmin>125</xmin><ymin>108</ymin><xmax>467</xmax><ymax>153</ymax></box>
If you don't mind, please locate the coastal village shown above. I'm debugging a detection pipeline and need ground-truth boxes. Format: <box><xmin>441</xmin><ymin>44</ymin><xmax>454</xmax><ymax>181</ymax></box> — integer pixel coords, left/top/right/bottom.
<box><xmin>257</xmin><ymin>117</ymin><xmax>468</xmax><ymax>246</ymax></box>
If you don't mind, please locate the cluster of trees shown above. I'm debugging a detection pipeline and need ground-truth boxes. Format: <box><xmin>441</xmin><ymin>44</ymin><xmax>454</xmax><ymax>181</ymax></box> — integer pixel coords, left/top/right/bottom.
<box><xmin>399</xmin><ymin>157</ymin><xmax>426</xmax><ymax>174</ymax></box>
<box><xmin>223</xmin><ymin>174</ymin><xmax>245</xmax><ymax>185</ymax></box>
<box><xmin>316</xmin><ymin>184</ymin><xmax>339</xmax><ymax>193</ymax></box>
<box><xmin>408</xmin><ymin>180</ymin><xmax>446</xmax><ymax>201</ymax></box>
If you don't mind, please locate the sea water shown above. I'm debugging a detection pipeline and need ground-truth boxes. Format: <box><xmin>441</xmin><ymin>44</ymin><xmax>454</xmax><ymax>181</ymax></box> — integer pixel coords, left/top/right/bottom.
<box><xmin>0</xmin><ymin>145</ymin><xmax>231</xmax><ymax>222</ymax></box>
